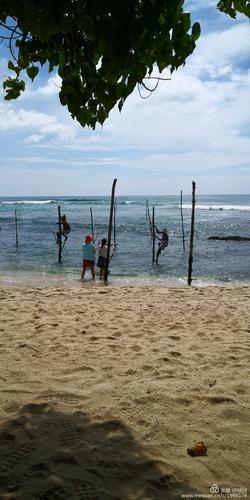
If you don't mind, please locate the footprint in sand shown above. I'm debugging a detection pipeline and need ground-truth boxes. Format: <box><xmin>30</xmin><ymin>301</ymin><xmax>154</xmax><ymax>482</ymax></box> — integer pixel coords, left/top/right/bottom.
<box><xmin>38</xmin><ymin>484</ymin><xmax>71</xmax><ymax>499</ymax></box>
<box><xmin>174</xmin><ymin>397</ymin><xmax>191</xmax><ymax>406</ymax></box>
<box><xmin>167</xmin><ymin>323</ymin><xmax>183</xmax><ymax>331</ymax></box>
<box><xmin>66</xmin><ymin>365</ymin><xmax>95</xmax><ymax>375</ymax></box>
<box><xmin>142</xmin><ymin>365</ymin><xmax>153</xmax><ymax>371</ymax></box>
<box><xmin>169</xmin><ymin>351</ymin><xmax>181</xmax><ymax>357</ymax></box>
<box><xmin>233</xmin><ymin>385</ymin><xmax>247</xmax><ymax>395</ymax></box>
<box><xmin>156</xmin><ymin>370</ymin><xmax>175</xmax><ymax>379</ymax></box>
<box><xmin>23</xmin><ymin>462</ymin><xmax>50</xmax><ymax>481</ymax></box>
<box><xmin>0</xmin><ymin>454</ymin><xmax>17</xmax><ymax>474</ymax></box>
<box><xmin>59</xmin><ymin>421</ymin><xmax>84</xmax><ymax>448</ymax></box>
<box><xmin>221</xmin><ymin>408</ymin><xmax>250</xmax><ymax>422</ymax></box>
<box><xmin>35</xmin><ymin>324</ymin><xmax>46</xmax><ymax>331</ymax></box>
<box><xmin>148</xmin><ymin>474</ymin><xmax>174</xmax><ymax>492</ymax></box>
<box><xmin>53</xmin><ymin>453</ymin><xmax>79</xmax><ymax>467</ymax></box>
<box><xmin>207</xmin><ymin>395</ymin><xmax>237</xmax><ymax>404</ymax></box>
<box><xmin>2</xmin><ymin>399</ymin><xmax>22</xmax><ymax>414</ymax></box>
<box><xmin>195</xmin><ymin>352</ymin><xmax>205</xmax><ymax>358</ymax></box>
<box><xmin>124</xmin><ymin>368</ymin><xmax>137</xmax><ymax>375</ymax></box>
<box><xmin>112</xmin><ymin>331</ymin><xmax>122</xmax><ymax>338</ymax></box>
<box><xmin>37</xmin><ymin>391</ymin><xmax>82</xmax><ymax>406</ymax></box>
<box><xmin>0</xmin><ymin>442</ymin><xmax>36</xmax><ymax>474</ymax></box>
<box><xmin>73</xmin><ymin>480</ymin><xmax>107</xmax><ymax>500</ymax></box>
<box><xmin>130</xmin><ymin>345</ymin><xmax>141</xmax><ymax>352</ymax></box>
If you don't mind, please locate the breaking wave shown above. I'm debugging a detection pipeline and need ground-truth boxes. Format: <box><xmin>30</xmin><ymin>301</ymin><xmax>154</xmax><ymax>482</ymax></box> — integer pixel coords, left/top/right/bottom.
<box><xmin>181</xmin><ymin>204</ymin><xmax>250</xmax><ymax>212</ymax></box>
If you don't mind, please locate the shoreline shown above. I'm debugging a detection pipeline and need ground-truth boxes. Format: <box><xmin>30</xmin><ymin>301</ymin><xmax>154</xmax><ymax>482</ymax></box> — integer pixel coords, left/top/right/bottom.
<box><xmin>0</xmin><ymin>284</ymin><xmax>250</xmax><ymax>497</ymax></box>
<box><xmin>1</xmin><ymin>270</ymin><xmax>250</xmax><ymax>289</ymax></box>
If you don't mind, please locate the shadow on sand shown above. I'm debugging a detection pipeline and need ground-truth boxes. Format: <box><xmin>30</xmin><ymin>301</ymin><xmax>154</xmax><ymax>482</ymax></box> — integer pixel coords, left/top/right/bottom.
<box><xmin>0</xmin><ymin>403</ymin><xmax>197</xmax><ymax>499</ymax></box>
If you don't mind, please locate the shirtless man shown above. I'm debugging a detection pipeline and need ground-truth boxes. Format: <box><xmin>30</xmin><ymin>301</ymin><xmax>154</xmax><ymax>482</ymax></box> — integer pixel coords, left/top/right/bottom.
<box><xmin>56</xmin><ymin>214</ymin><xmax>71</xmax><ymax>243</ymax></box>
<box><xmin>154</xmin><ymin>226</ymin><xmax>169</xmax><ymax>264</ymax></box>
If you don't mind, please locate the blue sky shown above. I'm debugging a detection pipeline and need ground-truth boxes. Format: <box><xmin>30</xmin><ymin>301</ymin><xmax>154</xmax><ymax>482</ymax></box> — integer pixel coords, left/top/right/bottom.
<box><xmin>0</xmin><ymin>0</ymin><xmax>250</xmax><ymax>196</ymax></box>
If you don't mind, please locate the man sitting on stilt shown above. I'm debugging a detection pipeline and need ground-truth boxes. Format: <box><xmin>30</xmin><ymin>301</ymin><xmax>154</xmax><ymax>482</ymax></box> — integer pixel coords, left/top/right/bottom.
<box><xmin>55</xmin><ymin>214</ymin><xmax>71</xmax><ymax>244</ymax></box>
<box><xmin>154</xmin><ymin>226</ymin><xmax>169</xmax><ymax>265</ymax></box>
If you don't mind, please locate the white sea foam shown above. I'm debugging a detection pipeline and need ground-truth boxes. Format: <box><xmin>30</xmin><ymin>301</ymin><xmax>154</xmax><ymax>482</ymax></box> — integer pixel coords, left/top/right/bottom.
<box><xmin>181</xmin><ymin>204</ymin><xmax>250</xmax><ymax>211</ymax></box>
<box><xmin>0</xmin><ymin>271</ymin><xmax>247</xmax><ymax>289</ymax></box>
<box><xmin>0</xmin><ymin>200</ymin><xmax>54</xmax><ymax>205</ymax></box>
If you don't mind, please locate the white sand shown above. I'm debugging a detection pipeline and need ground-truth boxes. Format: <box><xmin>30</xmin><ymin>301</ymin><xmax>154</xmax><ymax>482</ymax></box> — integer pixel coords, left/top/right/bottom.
<box><xmin>0</xmin><ymin>285</ymin><xmax>249</xmax><ymax>499</ymax></box>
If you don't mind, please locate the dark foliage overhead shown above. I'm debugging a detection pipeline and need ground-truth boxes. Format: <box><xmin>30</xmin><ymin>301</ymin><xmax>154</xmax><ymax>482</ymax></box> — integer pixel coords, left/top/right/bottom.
<box><xmin>0</xmin><ymin>0</ymin><xmax>249</xmax><ymax>128</ymax></box>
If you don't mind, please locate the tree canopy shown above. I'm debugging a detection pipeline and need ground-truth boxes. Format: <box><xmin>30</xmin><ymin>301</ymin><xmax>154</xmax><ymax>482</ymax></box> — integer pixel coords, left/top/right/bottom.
<box><xmin>0</xmin><ymin>0</ymin><xmax>249</xmax><ymax>128</ymax></box>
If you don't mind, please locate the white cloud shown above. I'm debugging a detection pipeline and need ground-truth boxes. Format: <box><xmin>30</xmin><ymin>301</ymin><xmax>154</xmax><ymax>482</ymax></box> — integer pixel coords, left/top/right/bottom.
<box><xmin>22</xmin><ymin>74</ymin><xmax>62</xmax><ymax>99</ymax></box>
<box><xmin>25</xmin><ymin>134</ymin><xmax>45</xmax><ymax>143</ymax></box>
<box><xmin>96</xmin><ymin>22</ymin><xmax>250</xmax><ymax>155</ymax></box>
<box><xmin>191</xmin><ymin>23</ymin><xmax>250</xmax><ymax>72</ymax></box>
<box><xmin>0</xmin><ymin>105</ymin><xmax>75</xmax><ymax>140</ymax></box>
<box><xmin>1</xmin><ymin>11</ymin><xmax>250</xmax><ymax>195</ymax></box>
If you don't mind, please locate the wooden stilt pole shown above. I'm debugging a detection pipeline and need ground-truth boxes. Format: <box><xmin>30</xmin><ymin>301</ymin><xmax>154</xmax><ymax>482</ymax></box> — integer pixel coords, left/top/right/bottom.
<box><xmin>188</xmin><ymin>181</ymin><xmax>196</xmax><ymax>285</ymax></box>
<box><xmin>146</xmin><ymin>200</ymin><xmax>153</xmax><ymax>237</ymax></box>
<box><xmin>152</xmin><ymin>206</ymin><xmax>155</xmax><ymax>263</ymax></box>
<box><xmin>146</xmin><ymin>199</ymin><xmax>150</xmax><ymax>226</ymax></box>
<box><xmin>15</xmin><ymin>210</ymin><xmax>19</xmax><ymax>251</ymax></box>
<box><xmin>58</xmin><ymin>205</ymin><xmax>62</xmax><ymax>264</ymax></box>
<box><xmin>180</xmin><ymin>190</ymin><xmax>185</xmax><ymax>252</ymax></box>
<box><xmin>104</xmin><ymin>179</ymin><xmax>117</xmax><ymax>282</ymax></box>
<box><xmin>90</xmin><ymin>207</ymin><xmax>94</xmax><ymax>240</ymax></box>
<box><xmin>113</xmin><ymin>199</ymin><xmax>116</xmax><ymax>246</ymax></box>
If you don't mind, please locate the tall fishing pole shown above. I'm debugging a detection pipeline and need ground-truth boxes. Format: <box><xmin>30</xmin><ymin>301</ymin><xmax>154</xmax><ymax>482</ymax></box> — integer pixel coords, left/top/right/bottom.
<box><xmin>146</xmin><ymin>200</ymin><xmax>153</xmax><ymax>237</ymax></box>
<box><xmin>180</xmin><ymin>190</ymin><xmax>185</xmax><ymax>252</ymax></box>
<box><xmin>15</xmin><ymin>210</ymin><xmax>19</xmax><ymax>251</ymax></box>
<box><xmin>188</xmin><ymin>181</ymin><xmax>196</xmax><ymax>285</ymax></box>
<box><xmin>152</xmin><ymin>206</ymin><xmax>155</xmax><ymax>263</ymax></box>
<box><xmin>57</xmin><ymin>205</ymin><xmax>62</xmax><ymax>264</ymax></box>
<box><xmin>113</xmin><ymin>199</ymin><xmax>116</xmax><ymax>246</ymax></box>
<box><xmin>90</xmin><ymin>207</ymin><xmax>94</xmax><ymax>240</ymax></box>
<box><xmin>105</xmin><ymin>178</ymin><xmax>117</xmax><ymax>282</ymax></box>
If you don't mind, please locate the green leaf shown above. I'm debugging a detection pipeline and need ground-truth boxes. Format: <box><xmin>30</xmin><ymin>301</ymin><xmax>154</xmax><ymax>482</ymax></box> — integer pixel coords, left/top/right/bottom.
<box><xmin>183</xmin><ymin>13</ymin><xmax>191</xmax><ymax>33</ymax></box>
<box><xmin>4</xmin><ymin>90</ymin><xmax>21</xmax><ymax>100</ymax></box>
<box><xmin>8</xmin><ymin>60</ymin><xmax>17</xmax><ymax>72</ymax></box>
<box><xmin>26</xmin><ymin>66</ymin><xmax>39</xmax><ymax>81</ymax></box>
<box><xmin>191</xmin><ymin>22</ymin><xmax>201</xmax><ymax>41</ymax></box>
<box><xmin>19</xmin><ymin>80</ymin><xmax>25</xmax><ymax>91</ymax></box>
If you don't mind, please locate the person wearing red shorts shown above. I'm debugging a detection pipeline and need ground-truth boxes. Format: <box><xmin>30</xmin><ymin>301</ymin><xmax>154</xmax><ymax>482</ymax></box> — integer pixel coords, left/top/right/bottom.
<box><xmin>81</xmin><ymin>234</ymin><xmax>96</xmax><ymax>280</ymax></box>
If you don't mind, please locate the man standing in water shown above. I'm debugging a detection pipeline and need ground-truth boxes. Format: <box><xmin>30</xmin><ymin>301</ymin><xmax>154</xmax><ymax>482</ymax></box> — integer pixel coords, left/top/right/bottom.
<box><xmin>154</xmin><ymin>226</ymin><xmax>169</xmax><ymax>265</ymax></box>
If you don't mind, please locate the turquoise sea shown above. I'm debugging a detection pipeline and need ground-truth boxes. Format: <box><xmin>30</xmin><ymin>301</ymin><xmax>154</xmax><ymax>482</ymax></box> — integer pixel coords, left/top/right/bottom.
<box><xmin>0</xmin><ymin>194</ymin><xmax>250</xmax><ymax>287</ymax></box>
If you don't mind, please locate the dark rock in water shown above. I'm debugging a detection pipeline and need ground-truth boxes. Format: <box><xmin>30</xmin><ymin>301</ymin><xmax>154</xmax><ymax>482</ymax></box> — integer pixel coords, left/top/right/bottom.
<box><xmin>208</xmin><ymin>236</ymin><xmax>250</xmax><ymax>241</ymax></box>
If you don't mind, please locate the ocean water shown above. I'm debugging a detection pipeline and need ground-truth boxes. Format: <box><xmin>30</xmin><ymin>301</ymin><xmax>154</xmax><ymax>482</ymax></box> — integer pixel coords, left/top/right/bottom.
<box><xmin>0</xmin><ymin>194</ymin><xmax>250</xmax><ymax>287</ymax></box>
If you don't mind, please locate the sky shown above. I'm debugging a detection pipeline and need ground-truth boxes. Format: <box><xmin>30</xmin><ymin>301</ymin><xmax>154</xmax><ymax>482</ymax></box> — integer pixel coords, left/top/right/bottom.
<box><xmin>0</xmin><ymin>0</ymin><xmax>250</xmax><ymax>197</ymax></box>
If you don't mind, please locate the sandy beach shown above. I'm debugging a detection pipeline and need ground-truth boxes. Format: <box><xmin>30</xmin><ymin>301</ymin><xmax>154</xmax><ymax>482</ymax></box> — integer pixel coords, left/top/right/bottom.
<box><xmin>0</xmin><ymin>284</ymin><xmax>249</xmax><ymax>499</ymax></box>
